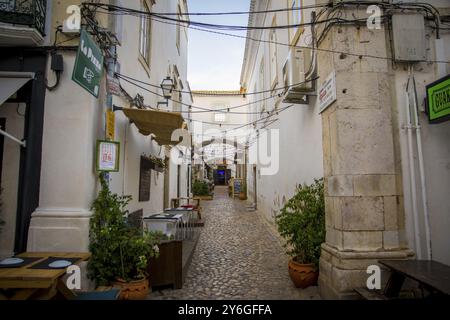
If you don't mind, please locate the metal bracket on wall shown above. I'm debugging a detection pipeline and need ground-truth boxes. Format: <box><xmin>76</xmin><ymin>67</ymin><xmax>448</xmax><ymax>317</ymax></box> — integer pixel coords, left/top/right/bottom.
<box><xmin>0</xmin><ymin>126</ymin><xmax>26</xmax><ymax>147</ymax></box>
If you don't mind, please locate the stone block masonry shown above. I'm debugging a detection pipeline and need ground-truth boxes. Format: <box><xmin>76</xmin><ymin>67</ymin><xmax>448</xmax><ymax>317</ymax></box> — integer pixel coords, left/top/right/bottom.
<box><xmin>318</xmin><ymin>9</ymin><xmax>415</xmax><ymax>299</ymax></box>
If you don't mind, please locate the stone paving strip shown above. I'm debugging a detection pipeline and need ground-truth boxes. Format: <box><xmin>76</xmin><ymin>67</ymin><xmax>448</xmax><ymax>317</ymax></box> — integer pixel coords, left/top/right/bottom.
<box><xmin>149</xmin><ymin>187</ymin><xmax>320</xmax><ymax>300</ymax></box>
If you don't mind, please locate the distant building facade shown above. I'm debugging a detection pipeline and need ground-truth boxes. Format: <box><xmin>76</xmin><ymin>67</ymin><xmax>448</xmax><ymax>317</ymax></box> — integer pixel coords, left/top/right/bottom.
<box><xmin>191</xmin><ymin>91</ymin><xmax>248</xmax><ymax>185</ymax></box>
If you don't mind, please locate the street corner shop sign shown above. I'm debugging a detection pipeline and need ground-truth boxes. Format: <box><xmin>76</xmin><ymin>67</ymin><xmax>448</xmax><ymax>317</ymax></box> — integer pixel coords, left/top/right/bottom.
<box><xmin>319</xmin><ymin>71</ymin><xmax>337</xmax><ymax>114</ymax></box>
<box><xmin>426</xmin><ymin>74</ymin><xmax>450</xmax><ymax>123</ymax></box>
<box><xmin>72</xmin><ymin>29</ymin><xmax>104</xmax><ymax>98</ymax></box>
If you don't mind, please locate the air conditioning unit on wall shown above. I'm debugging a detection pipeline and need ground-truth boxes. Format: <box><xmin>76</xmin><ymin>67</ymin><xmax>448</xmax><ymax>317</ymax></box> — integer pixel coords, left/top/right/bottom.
<box><xmin>282</xmin><ymin>47</ymin><xmax>315</xmax><ymax>104</ymax></box>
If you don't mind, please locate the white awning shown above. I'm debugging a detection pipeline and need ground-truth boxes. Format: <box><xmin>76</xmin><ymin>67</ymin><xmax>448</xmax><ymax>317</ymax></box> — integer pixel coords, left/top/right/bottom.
<box><xmin>0</xmin><ymin>71</ymin><xmax>35</xmax><ymax>106</ymax></box>
<box><xmin>0</xmin><ymin>71</ymin><xmax>34</xmax><ymax>147</ymax></box>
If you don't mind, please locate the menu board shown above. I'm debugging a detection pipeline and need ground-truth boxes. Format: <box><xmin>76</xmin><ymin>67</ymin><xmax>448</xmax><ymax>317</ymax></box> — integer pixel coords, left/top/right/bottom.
<box><xmin>233</xmin><ymin>178</ymin><xmax>243</xmax><ymax>198</ymax></box>
<box><xmin>96</xmin><ymin>140</ymin><xmax>120</xmax><ymax>172</ymax></box>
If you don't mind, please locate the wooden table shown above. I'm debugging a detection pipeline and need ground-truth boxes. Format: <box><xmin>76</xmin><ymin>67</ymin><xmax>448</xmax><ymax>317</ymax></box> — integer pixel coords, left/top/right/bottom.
<box><xmin>379</xmin><ymin>260</ymin><xmax>450</xmax><ymax>298</ymax></box>
<box><xmin>171</xmin><ymin>197</ymin><xmax>202</xmax><ymax>219</ymax></box>
<box><xmin>0</xmin><ymin>252</ymin><xmax>90</xmax><ymax>300</ymax></box>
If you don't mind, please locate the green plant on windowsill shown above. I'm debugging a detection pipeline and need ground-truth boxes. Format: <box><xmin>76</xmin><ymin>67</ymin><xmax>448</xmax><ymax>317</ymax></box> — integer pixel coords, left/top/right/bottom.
<box><xmin>275</xmin><ymin>178</ymin><xmax>325</xmax><ymax>289</ymax></box>
<box><xmin>148</xmin><ymin>155</ymin><xmax>166</xmax><ymax>171</ymax></box>
<box><xmin>88</xmin><ymin>173</ymin><xmax>164</xmax><ymax>299</ymax></box>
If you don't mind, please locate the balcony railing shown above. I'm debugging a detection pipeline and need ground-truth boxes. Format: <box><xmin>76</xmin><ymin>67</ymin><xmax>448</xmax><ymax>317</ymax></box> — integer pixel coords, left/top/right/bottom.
<box><xmin>0</xmin><ymin>0</ymin><xmax>47</xmax><ymax>36</ymax></box>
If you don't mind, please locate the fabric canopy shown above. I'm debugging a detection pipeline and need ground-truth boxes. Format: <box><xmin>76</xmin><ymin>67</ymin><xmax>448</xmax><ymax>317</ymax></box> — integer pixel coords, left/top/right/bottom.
<box><xmin>0</xmin><ymin>71</ymin><xmax>35</xmax><ymax>106</ymax></box>
<box><xmin>122</xmin><ymin>108</ymin><xmax>186</xmax><ymax>146</ymax></box>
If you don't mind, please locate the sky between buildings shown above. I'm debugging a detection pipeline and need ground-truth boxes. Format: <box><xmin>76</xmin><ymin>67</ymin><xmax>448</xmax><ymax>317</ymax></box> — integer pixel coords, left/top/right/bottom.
<box><xmin>187</xmin><ymin>0</ymin><xmax>250</xmax><ymax>91</ymax></box>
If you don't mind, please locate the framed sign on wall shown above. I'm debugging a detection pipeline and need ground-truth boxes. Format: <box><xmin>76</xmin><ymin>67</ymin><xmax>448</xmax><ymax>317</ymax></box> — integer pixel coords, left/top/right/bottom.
<box><xmin>96</xmin><ymin>140</ymin><xmax>120</xmax><ymax>172</ymax></box>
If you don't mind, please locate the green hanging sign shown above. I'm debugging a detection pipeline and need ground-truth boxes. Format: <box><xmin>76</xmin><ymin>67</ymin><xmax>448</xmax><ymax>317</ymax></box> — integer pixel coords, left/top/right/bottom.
<box><xmin>426</xmin><ymin>74</ymin><xmax>450</xmax><ymax>123</ymax></box>
<box><xmin>72</xmin><ymin>29</ymin><xmax>104</xmax><ymax>98</ymax></box>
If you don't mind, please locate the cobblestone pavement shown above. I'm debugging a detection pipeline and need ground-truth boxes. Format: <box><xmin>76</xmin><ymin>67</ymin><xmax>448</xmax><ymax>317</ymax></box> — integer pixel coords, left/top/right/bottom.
<box><xmin>149</xmin><ymin>187</ymin><xmax>320</xmax><ymax>300</ymax></box>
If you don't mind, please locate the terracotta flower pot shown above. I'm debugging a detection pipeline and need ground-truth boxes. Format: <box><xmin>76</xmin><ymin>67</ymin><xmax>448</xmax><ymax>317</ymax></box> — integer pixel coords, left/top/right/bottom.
<box><xmin>113</xmin><ymin>277</ymin><xmax>150</xmax><ymax>300</ymax></box>
<box><xmin>239</xmin><ymin>193</ymin><xmax>247</xmax><ymax>200</ymax></box>
<box><xmin>288</xmin><ymin>259</ymin><xmax>319</xmax><ymax>289</ymax></box>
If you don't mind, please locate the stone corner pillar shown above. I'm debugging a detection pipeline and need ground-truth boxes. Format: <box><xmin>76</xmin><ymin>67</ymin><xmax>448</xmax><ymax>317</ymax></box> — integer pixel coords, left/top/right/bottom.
<box><xmin>26</xmin><ymin>52</ymin><xmax>102</xmax><ymax>253</ymax></box>
<box><xmin>27</xmin><ymin>209</ymin><xmax>93</xmax><ymax>252</ymax></box>
<box><xmin>317</xmin><ymin>10</ymin><xmax>414</xmax><ymax>299</ymax></box>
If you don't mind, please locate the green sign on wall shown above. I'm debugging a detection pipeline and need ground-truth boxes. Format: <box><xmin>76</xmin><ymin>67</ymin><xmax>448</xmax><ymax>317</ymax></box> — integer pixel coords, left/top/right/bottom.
<box><xmin>426</xmin><ymin>74</ymin><xmax>450</xmax><ymax>123</ymax></box>
<box><xmin>72</xmin><ymin>29</ymin><xmax>104</xmax><ymax>98</ymax></box>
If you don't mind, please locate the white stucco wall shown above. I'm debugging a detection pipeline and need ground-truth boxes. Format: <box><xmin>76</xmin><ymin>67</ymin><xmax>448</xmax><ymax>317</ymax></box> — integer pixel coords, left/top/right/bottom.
<box><xmin>241</xmin><ymin>0</ymin><xmax>324</xmax><ymax>223</ymax></box>
<box><xmin>27</xmin><ymin>0</ymin><xmax>191</xmax><ymax>252</ymax></box>
<box><xmin>394</xmin><ymin>28</ymin><xmax>450</xmax><ymax>265</ymax></box>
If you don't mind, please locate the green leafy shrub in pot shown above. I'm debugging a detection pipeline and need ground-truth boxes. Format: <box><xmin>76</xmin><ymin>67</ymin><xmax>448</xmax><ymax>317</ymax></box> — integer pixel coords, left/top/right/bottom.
<box><xmin>88</xmin><ymin>173</ymin><xmax>162</xmax><ymax>286</ymax></box>
<box><xmin>275</xmin><ymin>178</ymin><xmax>325</xmax><ymax>269</ymax></box>
<box><xmin>193</xmin><ymin>180</ymin><xmax>209</xmax><ymax>196</ymax></box>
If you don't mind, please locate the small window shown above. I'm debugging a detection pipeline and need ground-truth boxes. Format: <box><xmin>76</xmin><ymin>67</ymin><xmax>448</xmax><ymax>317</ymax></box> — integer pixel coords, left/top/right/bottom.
<box><xmin>289</xmin><ymin>0</ymin><xmax>303</xmax><ymax>44</ymax></box>
<box><xmin>291</xmin><ymin>0</ymin><xmax>302</xmax><ymax>26</ymax></box>
<box><xmin>214</xmin><ymin>112</ymin><xmax>226</xmax><ymax>123</ymax></box>
<box><xmin>269</xmin><ymin>19</ymin><xmax>278</xmax><ymax>90</ymax></box>
<box><xmin>259</xmin><ymin>60</ymin><xmax>266</xmax><ymax>117</ymax></box>
<box><xmin>139</xmin><ymin>1</ymin><xmax>152</xmax><ymax>65</ymax></box>
<box><xmin>176</xmin><ymin>5</ymin><xmax>182</xmax><ymax>54</ymax></box>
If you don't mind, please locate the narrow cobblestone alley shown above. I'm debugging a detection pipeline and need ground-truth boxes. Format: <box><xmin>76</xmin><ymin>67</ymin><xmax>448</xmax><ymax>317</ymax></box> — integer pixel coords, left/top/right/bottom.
<box><xmin>149</xmin><ymin>187</ymin><xmax>320</xmax><ymax>300</ymax></box>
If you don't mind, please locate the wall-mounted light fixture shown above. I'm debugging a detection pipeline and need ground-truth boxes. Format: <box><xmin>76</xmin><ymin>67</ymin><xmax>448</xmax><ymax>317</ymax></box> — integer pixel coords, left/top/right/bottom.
<box><xmin>157</xmin><ymin>76</ymin><xmax>175</xmax><ymax>109</ymax></box>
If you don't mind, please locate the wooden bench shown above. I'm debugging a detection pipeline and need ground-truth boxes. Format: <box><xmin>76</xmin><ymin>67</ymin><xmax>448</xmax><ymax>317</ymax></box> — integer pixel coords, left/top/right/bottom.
<box><xmin>354</xmin><ymin>288</ymin><xmax>388</xmax><ymax>300</ymax></box>
<box><xmin>355</xmin><ymin>260</ymin><xmax>450</xmax><ymax>300</ymax></box>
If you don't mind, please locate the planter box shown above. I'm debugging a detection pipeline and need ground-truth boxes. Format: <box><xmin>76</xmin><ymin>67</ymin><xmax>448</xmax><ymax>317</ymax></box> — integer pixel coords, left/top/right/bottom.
<box><xmin>153</xmin><ymin>165</ymin><xmax>165</xmax><ymax>173</ymax></box>
<box><xmin>194</xmin><ymin>195</ymin><xmax>214</xmax><ymax>201</ymax></box>
<box><xmin>148</xmin><ymin>240</ymin><xmax>183</xmax><ymax>289</ymax></box>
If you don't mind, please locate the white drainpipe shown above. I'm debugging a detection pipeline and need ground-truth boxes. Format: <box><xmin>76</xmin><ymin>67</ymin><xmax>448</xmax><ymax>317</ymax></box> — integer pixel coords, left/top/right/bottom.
<box><xmin>405</xmin><ymin>86</ymin><xmax>422</xmax><ymax>259</ymax></box>
<box><xmin>411</xmin><ymin>72</ymin><xmax>432</xmax><ymax>260</ymax></box>
<box><xmin>0</xmin><ymin>127</ymin><xmax>26</xmax><ymax>147</ymax></box>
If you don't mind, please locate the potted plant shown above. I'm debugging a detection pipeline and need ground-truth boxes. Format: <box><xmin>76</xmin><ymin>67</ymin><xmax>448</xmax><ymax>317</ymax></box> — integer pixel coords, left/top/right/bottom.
<box><xmin>111</xmin><ymin>231</ymin><xmax>162</xmax><ymax>299</ymax></box>
<box><xmin>149</xmin><ymin>155</ymin><xmax>166</xmax><ymax>173</ymax></box>
<box><xmin>239</xmin><ymin>183</ymin><xmax>247</xmax><ymax>200</ymax></box>
<box><xmin>275</xmin><ymin>178</ymin><xmax>325</xmax><ymax>289</ymax></box>
<box><xmin>88</xmin><ymin>173</ymin><xmax>162</xmax><ymax>300</ymax></box>
<box><xmin>193</xmin><ymin>180</ymin><xmax>209</xmax><ymax>197</ymax></box>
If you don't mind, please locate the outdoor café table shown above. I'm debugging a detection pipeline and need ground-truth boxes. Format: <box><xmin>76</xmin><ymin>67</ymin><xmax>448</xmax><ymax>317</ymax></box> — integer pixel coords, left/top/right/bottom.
<box><xmin>171</xmin><ymin>197</ymin><xmax>201</xmax><ymax>208</ymax></box>
<box><xmin>379</xmin><ymin>260</ymin><xmax>450</xmax><ymax>298</ymax></box>
<box><xmin>171</xmin><ymin>197</ymin><xmax>202</xmax><ymax>220</ymax></box>
<box><xmin>0</xmin><ymin>252</ymin><xmax>91</xmax><ymax>300</ymax></box>
<box><xmin>165</xmin><ymin>207</ymin><xmax>194</xmax><ymax>239</ymax></box>
<box><xmin>143</xmin><ymin>213</ymin><xmax>183</xmax><ymax>240</ymax></box>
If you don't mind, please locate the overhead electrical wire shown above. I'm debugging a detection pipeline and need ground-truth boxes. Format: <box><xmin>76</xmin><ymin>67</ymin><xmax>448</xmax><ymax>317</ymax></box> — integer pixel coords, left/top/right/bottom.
<box><xmin>116</xmin><ymin>72</ymin><xmax>319</xmax><ymax>114</ymax></box>
<box><xmin>116</xmin><ymin>72</ymin><xmax>314</xmax><ymax>97</ymax></box>
<box><xmin>109</xmin><ymin>3</ymin><xmax>332</xmax><ymax>16</ymax></box>
<box><xmin>84</xmin><ymin>2</ymin><xmax>338</xmax><ymax>30</ymax></box>
<box><xmin>77</xmin><ymin>2</ymin><xmax>448</xmax><ymax>149</ymax></box>
<box><xmin>83</xmin><ymin>2</ymin><xmax>449</xmax><ymax>64</ymax></box>
<box><xmin>117</xmin><ymin>74</ymin><xmax>278</xmax><ymax>116</ymax></box>
<box><xmin>100</xmin><ymin>10</ymin><xmax>449</xmax><ymax>64</ymax></box>
<box><xmin>116</xmin><ymin>74</ymin><xmax>293</xmax><ymax>131</ymax></box>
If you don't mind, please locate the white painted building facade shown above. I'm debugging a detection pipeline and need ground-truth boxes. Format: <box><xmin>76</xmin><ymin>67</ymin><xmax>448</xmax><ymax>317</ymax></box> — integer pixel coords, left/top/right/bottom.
<box><xmin>241</xmin><ymin>0</ymin><xmax>450</xmax><ymax>298</ymax></box>
<box><xmin>240</xmin><ymin>0</ymin><xmax>324</xmax><ymax>223</ymax></box>
<box><xmin>0</xmin><ymin>0</ymin><xmax>192</xmax><ymax>257</ymax></box>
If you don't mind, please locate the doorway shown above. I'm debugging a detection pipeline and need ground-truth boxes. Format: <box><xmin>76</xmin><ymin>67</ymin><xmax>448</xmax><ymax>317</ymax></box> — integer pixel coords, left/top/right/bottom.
<box><xmin>0</xmin><ymin>104</ymin><xmax>25</xmax><ymax>257</ymax></box>
<box><xmin>163</xmin><ymin>156</ymin><xmax>170</xmax><ymax>210</ymax></box>
<box><xmin>177</xmin><ymin>164</ymin><xmax>181</xmax><ymax>198</ymax></box>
